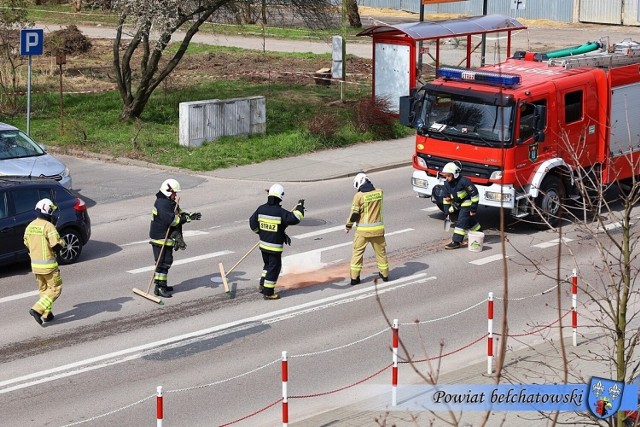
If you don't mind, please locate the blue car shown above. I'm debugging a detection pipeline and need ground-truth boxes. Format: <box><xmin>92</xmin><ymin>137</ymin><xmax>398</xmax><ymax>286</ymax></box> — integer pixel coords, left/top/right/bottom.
<box><xmin>0</xmin><ymin>177</ymin><xmax>91</xmax><ymax>265</ymax></box>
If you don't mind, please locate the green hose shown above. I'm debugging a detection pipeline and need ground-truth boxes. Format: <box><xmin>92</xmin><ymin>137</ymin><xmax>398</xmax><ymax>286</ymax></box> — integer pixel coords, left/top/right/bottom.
<box><xmin>545</xmin><ymin>42</ymin><xmax>601</xmax><ymax>59</ymax></box>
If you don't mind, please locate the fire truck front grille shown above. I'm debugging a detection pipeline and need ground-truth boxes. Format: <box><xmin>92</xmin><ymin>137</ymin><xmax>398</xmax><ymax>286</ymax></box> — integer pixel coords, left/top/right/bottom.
<box><xmin>418</xmin><ymin>154</ymin><xmax>500</xmax><ymax>182</ymax></box>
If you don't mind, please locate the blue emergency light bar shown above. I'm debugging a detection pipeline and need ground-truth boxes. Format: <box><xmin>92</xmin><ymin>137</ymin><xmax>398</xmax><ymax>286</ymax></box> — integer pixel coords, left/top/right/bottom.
<box><xmin>436</xmin><ymin>67</ymin><xmax>521</xmax><ymax>87</ymax></box>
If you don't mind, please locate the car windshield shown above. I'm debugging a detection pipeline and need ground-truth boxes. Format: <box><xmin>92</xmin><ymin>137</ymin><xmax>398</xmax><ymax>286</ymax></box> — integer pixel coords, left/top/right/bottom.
<box><xmin>0</xmin><ymin>130</ymin><xmax>46</xmax><ymax>160</ymax></box>
<box><xmin>420</xmin><ymin>93</ymin><xmax>514</xmax><ymax>147</ymax></box>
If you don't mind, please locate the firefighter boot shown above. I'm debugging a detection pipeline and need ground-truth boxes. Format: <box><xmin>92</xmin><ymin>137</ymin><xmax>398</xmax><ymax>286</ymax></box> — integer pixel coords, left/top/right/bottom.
<box><xmin>378</xmin><ymin>272</ymin><xmax>389</xmax><ymax>282</ymax></box>
<box><xmin>29</xmin><ymin>309</ymin><xmax>43</xmax><ymax>325</ymax></box>
<box><xmin>350</xmin><ymin>277</ymin><xmax>361</xmax><ymax>286</ymax></box>
<box><xmin>263</xmin><ymin>293</ymin><xmax>280</xmax><ymax>300</ymax></box>
<box><xmin>155</xmin><ymin>279</ymin><xmax>173</xmax><ymax>292</ymax></box>
<box><xmin>154</xmin><ymin>283</ymin><xmax>172</xmax><ymax>298</ymax></box>
<box><xmin>43</xmin><ymin>312</ymin><xmax>55</xmax><ymax>322</ymax></box>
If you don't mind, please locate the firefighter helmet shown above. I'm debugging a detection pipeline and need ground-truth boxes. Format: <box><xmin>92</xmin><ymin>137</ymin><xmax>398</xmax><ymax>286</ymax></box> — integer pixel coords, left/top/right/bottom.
<box><xmin>268</xmin><ymin>183</ymin><xmax>285</xmax><ymax>200</ymax></box>
<box><xmin>353</xmin><ymin>173</ymin><xmax>369</xmax><ymax>189</ymax></box>
<box><xmin>441</xmin><ymin>162</ymin><xmax>461</xmax><ymax>179</ymax></box>
<box><xmin>35</xmin><ymin>198</ymin><xmax>57</xmax><ymax>216</ymax></box>
<box><xmin>160</xmin><ymin>179</ymin><xmax>181</xmax><ymax>197</ymax></box>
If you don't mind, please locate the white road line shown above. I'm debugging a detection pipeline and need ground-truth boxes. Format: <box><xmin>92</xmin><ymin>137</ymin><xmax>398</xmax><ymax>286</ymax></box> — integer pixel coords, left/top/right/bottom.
<box><xmin>421</xmin><ymin>206</ymin><xmax>441</xmax><ymax>212</ymax></box>
<box><xmin>121</xmin><ymin>230</ymin><xmax>210</xmax><ymax>247</ymax></box>
<box><xmin>126</xmin><ymin>250</ymin><xmax>233</xmax><ymax>274</ymax></box>
<box><xmin>293</xmin><ymin>225</ymin><xmax>345</xmax><ymax>239</ymax></box>
<box><xmin>0</xmin><ymin>291</ymin><xmax>39</xmax><ymax>304</ymax></box>
<box><xmin>469</xmin><ymin>254</ymin><xmax>508</xmax><ymax>266</ymax></box>
<box><xmin>531</xmin><ymin>238</ymin><xmax>573</xmax><ymax>249</ymax></box>
<box><xmin>597</xmin><ymin>222</ymin><xmax>623</xmax><ymax>232</ymax></box>
<box><xmin>0</xmin><ymin>272</ymin><xmax>431</xmax><ymax>394</ymax></box>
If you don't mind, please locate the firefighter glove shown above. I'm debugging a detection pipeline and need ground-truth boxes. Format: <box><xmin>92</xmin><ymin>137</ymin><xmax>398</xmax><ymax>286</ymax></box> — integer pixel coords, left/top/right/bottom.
<box><xmin>295</xmin><ymin>201</ymin><xmax>305</xmax><ymax>215</ymax></box>
<box><xmin>189</xmin><ymin>212</ymin><xmax>202</xmax><ymax>221</ymax></box>
<box><xmin>448</xmin><ymin>205</ymin><xmax>456</xmax><ymax>213</ymax></box>
<box><xmin>180</xmin><ymin>212</ymin><xmax>191</xmax><ymax>223</ymax></box>
<box><xmin>284</xmin><ymin>234</ymin><xmax>292</xmax><ymax>246</ymax></box>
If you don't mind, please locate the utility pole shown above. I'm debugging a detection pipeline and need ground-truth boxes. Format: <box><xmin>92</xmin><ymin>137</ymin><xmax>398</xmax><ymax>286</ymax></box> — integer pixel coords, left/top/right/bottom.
<box><xmin>418</xmin><ymin>1</ymin><xmax>425</xmax><ymax>76</ymax></box>
<box><xmin>481</xmin><ymin>0</ymin><xmax>488</xmax><ymax>66</ymax></box>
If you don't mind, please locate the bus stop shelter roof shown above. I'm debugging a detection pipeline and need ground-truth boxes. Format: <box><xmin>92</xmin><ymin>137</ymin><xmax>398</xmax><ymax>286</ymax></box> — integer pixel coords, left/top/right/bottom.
<box><xmin>356</xmin><ymin>14</ymin><xmax>526</xmax><ymax>40</ymax></box>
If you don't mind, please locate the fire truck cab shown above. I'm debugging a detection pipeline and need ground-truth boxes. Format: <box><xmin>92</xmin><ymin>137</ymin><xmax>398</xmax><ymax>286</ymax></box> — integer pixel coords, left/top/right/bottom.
<box><xmin>403</xmin><ymin>38</ymin><xmax>640</xmax><ymax>228</ymax></box>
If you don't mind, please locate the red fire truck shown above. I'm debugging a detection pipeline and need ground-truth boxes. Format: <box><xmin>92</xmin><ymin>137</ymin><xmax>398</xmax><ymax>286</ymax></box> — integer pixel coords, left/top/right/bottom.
<box><xmin>401</xmin><ymin>38</ymin><xmax>640</xmax><ymax>227</ymax></box>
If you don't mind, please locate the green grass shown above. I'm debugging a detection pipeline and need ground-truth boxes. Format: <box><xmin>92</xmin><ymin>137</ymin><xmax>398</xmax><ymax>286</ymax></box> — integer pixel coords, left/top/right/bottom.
<box><xmin>26</xmin><ymin>4</ymin><xmax>367</xmax><ymax>42</ymax></box>
<box><xmin>4</xmin><ymin>76</ymin><xmax>408</xmax><ymax>172</ymax></box>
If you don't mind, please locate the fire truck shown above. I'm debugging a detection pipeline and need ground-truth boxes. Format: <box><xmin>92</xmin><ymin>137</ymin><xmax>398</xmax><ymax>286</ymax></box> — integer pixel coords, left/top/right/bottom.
<box><xmin>401</xmin><ymin>38</ymin><xmax>640</xmax><ymax>227</ymax></box>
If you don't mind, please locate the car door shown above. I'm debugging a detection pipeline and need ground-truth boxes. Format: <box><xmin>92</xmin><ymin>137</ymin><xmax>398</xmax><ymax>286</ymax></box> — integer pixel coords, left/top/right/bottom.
<box><xmin>9</xmin><ymin>187</ymin><xmax>53</xmax><ymax>260</ymax></box>
<box><xmin>0</xmin><ymin>190</ymin><xmax>18</xmax><ymax>264</ymax></box>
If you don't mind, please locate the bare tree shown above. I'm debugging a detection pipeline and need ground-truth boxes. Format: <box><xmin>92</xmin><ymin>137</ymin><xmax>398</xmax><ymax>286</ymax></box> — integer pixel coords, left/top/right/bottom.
<box><xmin>112</xmin><ymin>0</ymin><xmax>336</xmax><ymax>120</ymax></box>
<box><xmin>0</xmin><ymin>0</ymin><xmax>31</xmax><ymax>115</ymax></box>
<box><xmin>346</xmin><ymin>0</ymin><xmax>361</xmax><ymax>28</ymax></box>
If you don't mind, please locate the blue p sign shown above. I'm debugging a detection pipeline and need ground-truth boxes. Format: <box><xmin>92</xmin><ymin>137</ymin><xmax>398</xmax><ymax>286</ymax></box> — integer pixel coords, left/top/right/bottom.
<box><xmin>20</xmin><ymin>29</ymin><xmax>44</xmax><ymax>56</ymax></box>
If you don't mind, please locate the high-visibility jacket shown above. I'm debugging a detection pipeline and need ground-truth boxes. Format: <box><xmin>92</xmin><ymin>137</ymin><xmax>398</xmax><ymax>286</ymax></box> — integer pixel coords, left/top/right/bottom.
<box><xmin>442</xmin><ymin>176</ymin><xmax>480</xmax><ymax>213</ymax></box>
<box><xmin>149</xmin><ymin>191</ymin><xmax>186</xmax><ymax>246</ymax></box>
<box><xmin>23</xmin><ymin>217</ymin><xmax>64</xmax><ymax>274</ymax></box>
<box><xmin>249</xmin><ymin>198</ymin><xmax>303</xmax><ymax>253</ymax></box>
<box><xmin>346</xmin><ymin>181</ymin><xmax>385</xmax><ymax>238</ymax></box>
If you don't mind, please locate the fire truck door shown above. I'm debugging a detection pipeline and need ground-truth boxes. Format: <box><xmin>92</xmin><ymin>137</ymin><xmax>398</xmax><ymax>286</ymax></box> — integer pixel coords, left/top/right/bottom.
<box><xmin>557</xmin><ymin>82</ymin><xmax>599</xmax><ymax>166</ymax></box>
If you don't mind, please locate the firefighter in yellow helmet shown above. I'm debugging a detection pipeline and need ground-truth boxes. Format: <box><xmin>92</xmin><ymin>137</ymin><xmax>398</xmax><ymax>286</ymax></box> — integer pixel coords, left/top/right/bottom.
<box><xmin>345</xmin><ymin>173</ymin><xmax>389</xmax><ymax>285</ymax></box>
<box><xmin>25</xmin><ymin>198</ymin><xmax>65</xmax><ymax>326</ymax></box>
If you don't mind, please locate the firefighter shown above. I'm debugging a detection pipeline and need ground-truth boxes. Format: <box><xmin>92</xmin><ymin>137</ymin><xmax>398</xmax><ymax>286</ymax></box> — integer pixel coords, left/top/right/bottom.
<box><xmin>345</xmin><ymin>173</ymin><xmax>389</xmax><ymax>285</ymax></box>
<box><xmin>25</xmin><ymin>198</ymin><xmax>65</xmax><ymax>326</ymax></box>
<box><xmin>149</xmin><ymin>179</ymin><xmax>201</xmax><ymax>298</ymax></box>
<box><xmin>441</xmin><ymin>162</ymin><xmax>481</xmax><ymax>249</ymax></box>
<box><xmin>249</xmin><ymin>184</ymin><xmax>304</xmax><ymax>300</ymax></box>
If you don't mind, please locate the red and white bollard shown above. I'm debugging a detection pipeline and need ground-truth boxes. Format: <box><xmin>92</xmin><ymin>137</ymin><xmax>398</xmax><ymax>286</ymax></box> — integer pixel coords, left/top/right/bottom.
<box><xmin>392</xmin><ymin>319</ymin><xmax>399</xmax><ymax>406</ymax></box>
<box><xmin>487</xmin><ymin>292</ymin><xmax>494</xmax><ymax>375</ymax></box>
<box><xmin>282</xmin><ymin>351</ymin><xmax>288</xmax><ymax>427</ymax></box>
<box><xmin>156</xmin><ymin>385</ymin><xmax>163</xmax><ymax>427</ymax></box>
<box><xmin>572</xmin><ymin>269</ymin><xmax>578</xmax><ymax>346</ymax></box>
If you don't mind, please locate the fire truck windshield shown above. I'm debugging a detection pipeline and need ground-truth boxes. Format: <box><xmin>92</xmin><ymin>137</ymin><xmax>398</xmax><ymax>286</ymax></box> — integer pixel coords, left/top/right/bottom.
<box><xmin>419</xmin><ymin>93</ymin><xmax>514</xmax><ymax>147</ymax></box>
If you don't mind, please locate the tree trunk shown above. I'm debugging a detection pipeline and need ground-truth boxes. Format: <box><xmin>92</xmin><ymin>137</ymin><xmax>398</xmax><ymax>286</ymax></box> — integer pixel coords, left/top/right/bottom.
<box><xmin>347</xmin><ymin>0</ymin><xmax>361</xmax><ymax>28</ymax></box>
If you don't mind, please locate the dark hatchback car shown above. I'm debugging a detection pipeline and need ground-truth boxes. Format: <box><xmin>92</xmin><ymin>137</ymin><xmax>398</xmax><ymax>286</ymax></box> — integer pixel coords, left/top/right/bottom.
<box><xmin>0</xmin><ymin>177</ymin><xmax>91</xmax><ymax>266</ymax></box>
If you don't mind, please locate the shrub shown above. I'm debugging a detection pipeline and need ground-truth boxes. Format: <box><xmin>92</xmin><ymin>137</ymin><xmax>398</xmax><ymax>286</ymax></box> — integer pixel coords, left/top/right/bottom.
<box><xmin>352</xmin><ymin>96</ymin><xmax>395</xmax><ymax>139</ymax></box>
<box><xmin>308</xmin><ymin>113</ymin><xmax>339</xmax><ymax>141</ymax></box>
<box><xmin>47</xmin><ymin>25</ymin><xmax>92</xmax><ymax>55</ymax></box>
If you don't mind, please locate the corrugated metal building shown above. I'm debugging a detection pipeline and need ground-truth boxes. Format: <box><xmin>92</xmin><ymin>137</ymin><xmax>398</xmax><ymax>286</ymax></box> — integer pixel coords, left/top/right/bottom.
<box><xmin>359</xmin><ymin>0</ymin><xmax>640</xmax><ymax>26</ymax></box>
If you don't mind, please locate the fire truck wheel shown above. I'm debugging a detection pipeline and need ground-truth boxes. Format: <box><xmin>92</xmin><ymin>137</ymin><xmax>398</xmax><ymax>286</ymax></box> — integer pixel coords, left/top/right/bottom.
<box><xmin>534</xmin><ymin>175</ymin><xmax>565</xmax><ymax>229</ymax></box>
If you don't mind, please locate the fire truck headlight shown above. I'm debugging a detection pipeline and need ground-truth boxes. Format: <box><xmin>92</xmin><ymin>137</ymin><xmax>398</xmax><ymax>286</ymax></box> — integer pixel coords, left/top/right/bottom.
<box><xmin>485</xmin><ymin>191</ymin><xmax>512</xmax><ymax>202</ymax></box>
<box><xmin>490</xmin><ymin>171</ymin><xmax>503</xmax><ymax>180</ymax></box>
<box><xmin>412</xmin><ymin>177</ymin><xmax>429</xmax><ymax>189</ymax></box>
<box><xmin>416</xmin><ymin>157</ymin><xmax>427</xmax><ymax>168</ymax></box>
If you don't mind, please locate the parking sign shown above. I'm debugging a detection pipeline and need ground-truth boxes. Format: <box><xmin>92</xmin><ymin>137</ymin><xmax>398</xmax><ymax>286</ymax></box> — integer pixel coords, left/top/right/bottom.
<box><xmin>20</xmin><ymin>29</ymin><xmax>44</xmax><ymax>56</ymax></box>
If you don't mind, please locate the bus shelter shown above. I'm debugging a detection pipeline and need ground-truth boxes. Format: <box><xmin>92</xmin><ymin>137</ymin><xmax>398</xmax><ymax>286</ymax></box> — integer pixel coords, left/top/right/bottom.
<box><xmin>356</xmin><ymin>14</ymin><xmax>526</xmax><ymax>113</ymax></box>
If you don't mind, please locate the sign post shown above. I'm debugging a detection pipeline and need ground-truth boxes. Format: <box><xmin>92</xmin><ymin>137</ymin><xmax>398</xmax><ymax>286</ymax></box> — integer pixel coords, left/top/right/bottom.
<box><xmin>20</xmin><ymin>29</ymin><xmax>44</xmax><ymax>135</ymax></box>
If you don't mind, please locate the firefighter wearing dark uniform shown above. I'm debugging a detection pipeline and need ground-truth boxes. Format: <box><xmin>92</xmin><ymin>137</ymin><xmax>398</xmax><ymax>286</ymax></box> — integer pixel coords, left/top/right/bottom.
<box><xmin>441</xmin><ymin>162</ymin><xmax>481</xmax><ymax>249</ymax></box>
<box><xmin>149</xmin><ymin>178</ymin><xmax>201</xmax><ymax>298</ymax></box>
<box><xmin>25</xmin><ymin>198</ymin><xmax>65</xmax><ymax>325</ymax></box>
<box><xmin>345</xmin><ymin>173</ymin><xmax>389</xmax><ymax>285</ymax></box>
<box><xmin>249</xmin><ymin>184</ymin><xmax>304</xmax><ymax>300</ymax></box>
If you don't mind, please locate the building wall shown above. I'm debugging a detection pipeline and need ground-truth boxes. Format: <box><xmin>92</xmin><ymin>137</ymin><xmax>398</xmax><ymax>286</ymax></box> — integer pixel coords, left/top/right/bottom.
<box><xmin>358</xmin><ymin>0</ymin><xmax>639</xmax><ymax>25</ymax></box>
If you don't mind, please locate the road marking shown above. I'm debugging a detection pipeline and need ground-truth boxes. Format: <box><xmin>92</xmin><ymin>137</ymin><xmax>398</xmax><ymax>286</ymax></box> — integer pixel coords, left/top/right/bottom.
<box><xmin>293</xmin><ymin>225</ymin><xmax>344</xmax><ymax>239</ymax></box>
<box><xmin>531</xmin><ymin>238</ymin><xmax>573</xmax><ymax>248</ymax></box>
<box><xmin>0</xmin><ymin>291</ymin><xmax>38</xmax><ymax>304</ymax></box>
<box><xmin>469</xmin><ymin>254</ymin><xmax>508</xmax><ymax>265</ymax></box>
<box><xmin>0</xmin><ymin>272</ymin><xmax>431</xmax><ymax>394</ymax></box>
<box><xmin>597</xmin><ymin>222</ymin><xmax>624</xmax><ymax>232</ymax></box>
<box><xmin>421</xmin><ymin>206</ymin><xmax>441</xmax><ymax>212</ymax></box>
<box><xmin>121</xmin><ymin>230</ymin><xmax>210</xmax><ymax>247</ymax></box>
<box><xmin>126</xmin><ymin>250</ymin><xmax>233</xmax><ymax>274</ymax></box>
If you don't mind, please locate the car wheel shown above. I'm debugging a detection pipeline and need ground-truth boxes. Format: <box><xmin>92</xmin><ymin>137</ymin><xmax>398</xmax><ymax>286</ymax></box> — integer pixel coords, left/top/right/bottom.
<box><xmin>534</xmin><ymin>175</ymin><xmax>565</xmax><ymax>229</ymax></box>
<box><xmin>58</xmin><ymin>229</ymin><xmax>83</xmax><ymax>264</ymax></box>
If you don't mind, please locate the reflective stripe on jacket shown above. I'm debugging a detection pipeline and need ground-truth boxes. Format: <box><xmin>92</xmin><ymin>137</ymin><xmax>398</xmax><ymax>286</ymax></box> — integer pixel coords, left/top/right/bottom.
<box><xmin>149</xmin><ymin>191</ymin><xmax>182</xmax><ymax>246</ymax></box>
<box><xmin>346</xmin><ymin>183</ymin><xmax>385</xmax><ymax>238</ymax></box>
<box><xmin>249</xmin><ymin>200</ymin><xmax>303</xmax><ymax>253</ymax></box>
<box><xmin>443</xmin><ymin>176</ymin><xmax>480</xmax><ymax>212</ymax></box>
<box><xmin>24</xmin><ymin>217</ymin><xmax>64</xmax><ymax>274</ymax></box>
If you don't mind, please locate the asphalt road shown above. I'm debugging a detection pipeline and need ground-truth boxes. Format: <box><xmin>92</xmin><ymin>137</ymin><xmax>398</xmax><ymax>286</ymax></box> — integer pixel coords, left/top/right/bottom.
<box><xmin>0</xmin><ymin>156</ymin><xmax>632</xmax><ymax>426</ymax></box>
